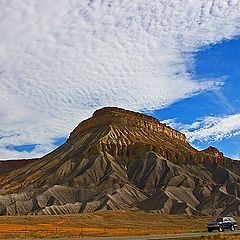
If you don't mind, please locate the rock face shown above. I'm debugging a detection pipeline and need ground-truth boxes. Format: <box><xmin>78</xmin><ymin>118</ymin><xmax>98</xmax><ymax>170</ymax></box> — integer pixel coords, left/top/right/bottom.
<box><xmin>70</xmin><ymin>107</ymin><xmax>187</xmax><ymax>143</ymax></box>
<box><xmin>0</xmin><ymin>107</ymin><xmax>239</xmax><ymax>216</ymax></box>
<box><xmin>0</xmin><ymin>159</ymin><xmax>36</xmax><ymax>175</ymax></box>
<box><xmin>201</xmin><ymin>146</ymin><xmax>224</xmax><ymax>158</ymax></box>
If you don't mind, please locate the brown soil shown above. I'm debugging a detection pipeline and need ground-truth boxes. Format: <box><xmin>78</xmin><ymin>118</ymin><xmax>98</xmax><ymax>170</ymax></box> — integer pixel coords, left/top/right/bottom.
<box><xmin>0</xmin><ymin>210</ymin><xmax>239</xmax><ymax>239</ymax></box>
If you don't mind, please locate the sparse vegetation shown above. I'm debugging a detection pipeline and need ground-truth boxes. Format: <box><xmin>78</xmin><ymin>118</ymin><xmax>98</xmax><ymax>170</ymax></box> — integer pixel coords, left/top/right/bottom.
<box><xmin>0</xmin><ymin>211</ymin><xmax>239</xmax><ymax>239</ymax></box>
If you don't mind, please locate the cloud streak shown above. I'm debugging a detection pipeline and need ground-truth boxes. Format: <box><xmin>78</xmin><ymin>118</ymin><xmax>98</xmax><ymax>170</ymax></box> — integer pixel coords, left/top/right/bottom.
<box><xmin>0</xmin><ymin>0</ymin><xmax>240</xmax><ymax>159</ymax></box>
<box><xmin>164</xmin><ymin>113</ymin><xmax>240</xmax><ymax>143</ymax></box>
<box><xmin>184</xmin><ymin>114</ymin><xmax>240</xmax><ymax>142</ymax></box>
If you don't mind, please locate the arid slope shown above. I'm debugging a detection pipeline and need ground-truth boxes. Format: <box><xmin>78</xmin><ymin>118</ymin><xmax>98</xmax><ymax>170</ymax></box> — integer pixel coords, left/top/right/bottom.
<box><xmin>0</xmin><ymin>107</ymin><xmax>239</xmax><ymax>216</ymax></box>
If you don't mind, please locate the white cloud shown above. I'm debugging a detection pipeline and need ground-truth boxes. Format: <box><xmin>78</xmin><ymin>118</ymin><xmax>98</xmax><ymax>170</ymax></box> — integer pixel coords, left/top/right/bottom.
<box><xmin>0</xmin><ymin>0</ymin><xmax>240</xmax><ymax>159</ymax></box>
<box><xmin>0</xmin><ymin>144</ymin><xmax>54</xmax><ymax>160</ymax></box>
<box><xmin>165</xmin><ymin>114</ymin><xmax>240</xmax><ymax>143</ymax></box>
<box><xmin>185</xmin><ymin>114</ymin><xmax>240</xmax><ymax>142</ymax></box>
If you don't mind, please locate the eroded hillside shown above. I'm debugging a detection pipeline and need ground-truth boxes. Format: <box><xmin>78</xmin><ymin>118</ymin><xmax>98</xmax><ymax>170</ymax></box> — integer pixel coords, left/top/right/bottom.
<box><xmin>0</xmin><ymin>107</ymin><xmax>239</xmax><ymax>216</ymax></box>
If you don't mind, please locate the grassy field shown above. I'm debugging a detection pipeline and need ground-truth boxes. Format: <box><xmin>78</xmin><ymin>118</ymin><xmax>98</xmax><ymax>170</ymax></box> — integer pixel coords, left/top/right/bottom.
<box><xmin>0</xmin><ymin>210</ymin><xmax>239</xmax><ymax>239</ymax></box>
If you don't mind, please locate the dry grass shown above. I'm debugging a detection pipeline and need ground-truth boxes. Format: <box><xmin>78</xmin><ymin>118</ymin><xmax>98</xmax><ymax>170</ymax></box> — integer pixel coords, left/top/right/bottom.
<box><xmin>0</xmin><ymin>210</ymin><xmax>239</xmax><ymax>239</ymax></box>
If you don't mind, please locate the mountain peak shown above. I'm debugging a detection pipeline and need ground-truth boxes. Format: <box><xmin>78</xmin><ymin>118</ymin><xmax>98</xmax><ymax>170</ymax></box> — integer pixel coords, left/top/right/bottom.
<box><xmin>70</xmin><ymin>107</ymin><xmax>186</xmax><ymax>143</ymax></box>
<box><xmin>201</xmin><ymin>146</ymin><xmax>224</xmax><ymax>158</ymax></box>
<box><xmin>0</xmin><ymin>107</ymin><xmax>239</xmax><ymax>217</ymax></box>
<box><xmin>93</xmin><ymin>107</ymin><xmax>159</xmax><ymax>123</ymax></box>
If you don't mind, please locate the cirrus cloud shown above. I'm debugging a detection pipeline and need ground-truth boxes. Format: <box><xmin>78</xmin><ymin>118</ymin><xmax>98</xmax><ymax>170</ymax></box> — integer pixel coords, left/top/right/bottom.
<box><xmin>0</xmin><ymin>0</ymin><xmax>240</xmax><ymax>159</ymax></box>
<box><xmin>184</xmin><ymin>114</ymin><xmax>240</xmax><ymax>142</ymax></box>
<box><xmin>163</xmin><ymin>113</ymin><xmax>240</xmax><ymax>143</ymax></box>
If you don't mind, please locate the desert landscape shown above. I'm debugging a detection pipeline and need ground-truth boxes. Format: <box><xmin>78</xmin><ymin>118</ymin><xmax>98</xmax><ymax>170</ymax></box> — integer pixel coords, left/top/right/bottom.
<box><xmin>0</xmin><ymin>107</ymin><xmax>239</xmax><ymax>217</ymax></box>
<box><xmin>1</xmin><ymin>1</ymin><xmax>240</xmax><ymax>239</ymax></box>
<box><xmin>0</xmin><ymin>210</ymin><xmax>239</xmax><ymax>239</ymax></box>
<box><xmin>0</xmin><ymin>108</ymin><xmax>239</xmax><ymax>239</ymax></box>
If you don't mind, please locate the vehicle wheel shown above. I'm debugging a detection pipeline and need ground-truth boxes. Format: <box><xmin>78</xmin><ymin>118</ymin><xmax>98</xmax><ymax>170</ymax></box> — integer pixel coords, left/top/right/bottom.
<box><xmin>230</xmin><ymin>225</ymin><xmax>235</xmax><ymax>231</ymax></box>
<box><xmin>208</xmin><ymin>228</ymin><xmax>213</xmax><ymax>233</ymax></box>
<box><xmin>218</xmin><ymin>226</ymin><xmax>224</xmax><ymax>232</ymax></box>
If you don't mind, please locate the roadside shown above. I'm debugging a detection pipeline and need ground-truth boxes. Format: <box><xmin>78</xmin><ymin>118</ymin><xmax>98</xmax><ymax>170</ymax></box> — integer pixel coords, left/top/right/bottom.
<box><xmin>0</xmin><ymin>211</ymin><xmax>239</xmax><ymax>239</ymax></box>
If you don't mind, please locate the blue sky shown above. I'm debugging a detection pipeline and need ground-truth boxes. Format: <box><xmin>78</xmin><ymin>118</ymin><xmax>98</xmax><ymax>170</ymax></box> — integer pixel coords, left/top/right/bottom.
<box><xmin>0</xmin><ymin>1</ymin><xmax>240</xmax><ymax>160</ymax></box>
<box><xmin>3</xmin><ymin>37</ymin><xmax>240</xmax><ymax>159</ymax></box>
<box><xmin>153</xmin><ymin>38</ymin><xmax>240</xmax><ymax>159</ymax></box>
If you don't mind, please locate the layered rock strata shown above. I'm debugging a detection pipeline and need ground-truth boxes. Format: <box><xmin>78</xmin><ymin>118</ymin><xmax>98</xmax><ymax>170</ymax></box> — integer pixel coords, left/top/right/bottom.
<box><xmin>0</xmin><ymin>107</ymin><xmax>239</xmax><ymax>216</ymax></box>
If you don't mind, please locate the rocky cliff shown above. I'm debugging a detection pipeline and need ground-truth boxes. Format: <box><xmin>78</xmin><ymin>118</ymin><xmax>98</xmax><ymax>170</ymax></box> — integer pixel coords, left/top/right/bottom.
<box><xmin>0</xmin><ymin>159</ymin><xmax>36</xmax><ymax>175</ymax></box>
<box><xmin>202</xmin><ymin>146</ymin><xmax>224</xmax><ymax>158</ymax></box>
<box><xmin>70</xmin><ymin>107</ymin><xmax>187</xmax><ymax>142</ymax></box>
<box><xmin>0</xmin><ymin>107</ymin><xmax>239</xmax><ymax>216</ymax></box>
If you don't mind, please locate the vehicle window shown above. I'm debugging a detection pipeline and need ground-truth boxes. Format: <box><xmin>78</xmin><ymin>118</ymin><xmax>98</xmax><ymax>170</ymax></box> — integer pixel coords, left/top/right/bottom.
<box><xmin>216</xmin><ymin>218</ymin><xmax>222</xmax><ymax>222</ymax></box>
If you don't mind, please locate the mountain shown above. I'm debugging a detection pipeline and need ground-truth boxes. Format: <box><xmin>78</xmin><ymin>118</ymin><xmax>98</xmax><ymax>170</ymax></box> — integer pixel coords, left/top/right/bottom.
<box><xmin>0</xmin><ymin>107</ymin><xmax>239</xmax><ymax>216</ymax></box>
<box><xmin>0</xmin><ymin>159</ymin><xmax>36</xmax><ymax>176</ymax></box>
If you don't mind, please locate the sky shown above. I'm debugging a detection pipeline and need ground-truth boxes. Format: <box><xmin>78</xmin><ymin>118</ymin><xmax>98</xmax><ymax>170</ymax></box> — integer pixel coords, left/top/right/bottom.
<box><xmin>155</xmin><ymin>37</ymin><xmax>240</xmax><ymax>159</ymax></box>
<box><xmin>0</xmin><ymin>0</ymin><xmax>240</xmax><ymax>160</ymax></box>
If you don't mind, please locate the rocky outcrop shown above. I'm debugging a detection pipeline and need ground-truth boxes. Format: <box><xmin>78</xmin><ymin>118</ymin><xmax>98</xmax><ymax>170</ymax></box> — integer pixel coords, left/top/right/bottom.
<box><xmin>70</xmin><ymin>107</ymin><xmax>187</xmax><ymax>143</ymax></box>
<box><xmin>0</xmin><ymin>107</ymin><xmax>239</xmax><ymax>216</ymax></box>
<box><xmin>201</xmin><ymin>146</ymin><xmax>224</xmax><ymax>158</ymax></box>
<box><xmin>0</xmin><ymin>159</ymin><xmax>36</xmax><ymax>175</ymax></box>
<box><xmin>131</xmin><ymin>151</ymin><xmax>240</xmax><ymax>216</ymax></box>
